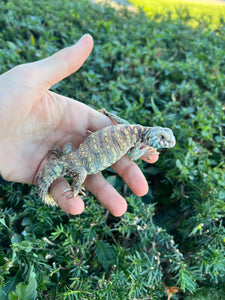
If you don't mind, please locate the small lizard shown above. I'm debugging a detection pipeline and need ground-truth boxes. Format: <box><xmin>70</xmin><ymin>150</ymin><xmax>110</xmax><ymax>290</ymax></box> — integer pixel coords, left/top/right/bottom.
<box><xmin>36</xmin><ymin>108</ymin><xmax>176</xmax><ymax>206</ymax></box>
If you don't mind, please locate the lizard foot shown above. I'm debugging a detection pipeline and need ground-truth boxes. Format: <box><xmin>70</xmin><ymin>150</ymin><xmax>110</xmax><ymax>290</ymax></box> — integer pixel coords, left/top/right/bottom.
<box><xmin>47</xmin><ymin>143</ymin><xmax>73</xmax><ymax>161</ymax></box>
<box><xmin>47</xmin><ymin>147</ymin><xmax>63</xmax><ymax>160</ymax></box>
<box><xmin>142</xmin><ymin>146</ymin><xmax>159</xmax><ymax>160</ymax></box>
<box><xmin>78</xmin><ymin>186</ymin><xmax>86</xmax><ymax>196</ymax></box>
<box><xmin>62</xmin><ymin>187</ymin><xmax>86</xmax><ymax>199</ymax></box>
<box><xmin>129</xmin><ymin>145</ymin><xmax>159</xmax><ymax>161</ymax></box>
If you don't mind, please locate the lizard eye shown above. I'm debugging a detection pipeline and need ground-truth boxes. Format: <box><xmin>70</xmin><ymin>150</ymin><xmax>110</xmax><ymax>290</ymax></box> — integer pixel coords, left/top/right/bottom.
<box><xmin>160</xmin><ymin>134</ymin><xmax>168</xmax><ymax>145</ymax></box>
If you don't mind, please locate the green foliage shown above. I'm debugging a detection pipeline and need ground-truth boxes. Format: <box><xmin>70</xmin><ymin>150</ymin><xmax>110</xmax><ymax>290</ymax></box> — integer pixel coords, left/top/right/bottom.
<box><xmin>8</xmin><ymin>269</ymin><xmax>37</xmax><ymax>300</ymax></box>
<box><xmin>0</xmin><ymin>0</ymin><xmax>224</xmax><ymax>299</ymax></box>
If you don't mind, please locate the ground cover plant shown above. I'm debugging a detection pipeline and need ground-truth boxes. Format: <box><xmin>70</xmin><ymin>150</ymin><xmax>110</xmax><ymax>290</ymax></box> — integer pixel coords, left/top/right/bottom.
<box><xmin>0</xmin><ymin>0</ymin><xmax>224</xmax><ymax>299</ymax></box>
<box><xmin>129</xmin><ymin>0</ymin><xmax>225</xmax><ymax>30</ymax></box>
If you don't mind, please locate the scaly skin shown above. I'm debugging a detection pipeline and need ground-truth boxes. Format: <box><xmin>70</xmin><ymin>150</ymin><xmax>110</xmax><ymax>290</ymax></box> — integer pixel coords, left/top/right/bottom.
<box><xmin>36</xmin><ymin>109</ymin><xmax>176</xmax><ymax>206</ymax></box>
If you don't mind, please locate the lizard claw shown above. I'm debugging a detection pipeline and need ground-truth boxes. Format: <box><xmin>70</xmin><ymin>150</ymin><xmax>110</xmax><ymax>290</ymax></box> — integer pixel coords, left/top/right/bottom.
<box><xmin>62</xmin><ymin>188</ymin><xmax>74</xmax><ymax>199</ymax></box>
<box><xmin>142</xmin><ymin>146</ymin><xmax>159</xmax><ymax>160</ymax></box>
<box><xmin>78</xmin><ymin>186</ymin><xmax>86</xmax><ymax>196</ymax></box>
<box><xmin>62</xmin><ymin>187</ymin><xmax>86</xmax><ymax>199</ymax></box>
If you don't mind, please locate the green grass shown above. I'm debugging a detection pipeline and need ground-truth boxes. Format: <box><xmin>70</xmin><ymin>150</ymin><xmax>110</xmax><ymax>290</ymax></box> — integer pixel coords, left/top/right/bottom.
<box><xmin>129</xmin><ymin>0</ymin><xmax>225</xmax><ymax>30</ymax></box>
<box><xmin>0</xmin><ymin>0</ymin><xmax>225</xmax><ymax>299</ymax></box>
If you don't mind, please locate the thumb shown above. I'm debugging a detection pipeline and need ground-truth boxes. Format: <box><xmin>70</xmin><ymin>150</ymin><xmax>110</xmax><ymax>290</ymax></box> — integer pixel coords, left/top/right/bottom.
<box><xmin>35</xmin><ymin>34</ymin><xmax>94</xmax><ymax>89</ymax></box>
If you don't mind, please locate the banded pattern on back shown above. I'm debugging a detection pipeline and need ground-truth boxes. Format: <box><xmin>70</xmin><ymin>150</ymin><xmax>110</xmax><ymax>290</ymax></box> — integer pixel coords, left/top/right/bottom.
<box><xmin>66</xmin><ymin>124</ymin><xmax>143</xmax><ymax>174</ymax></box>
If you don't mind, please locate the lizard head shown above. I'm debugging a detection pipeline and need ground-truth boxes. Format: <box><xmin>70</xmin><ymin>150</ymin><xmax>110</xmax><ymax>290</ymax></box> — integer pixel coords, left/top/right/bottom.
<box><xmin>143</xmin><ymin>126</ymin><xmax>176</xmax><ymax>149</ymax></box>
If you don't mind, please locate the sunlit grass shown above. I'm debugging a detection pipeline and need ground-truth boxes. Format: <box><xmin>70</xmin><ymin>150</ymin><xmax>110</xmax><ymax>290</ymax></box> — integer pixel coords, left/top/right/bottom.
<box><xmin>128</xmin><ymin>0</ymin><xmax>225</xmax><ymax>30</ymax></box>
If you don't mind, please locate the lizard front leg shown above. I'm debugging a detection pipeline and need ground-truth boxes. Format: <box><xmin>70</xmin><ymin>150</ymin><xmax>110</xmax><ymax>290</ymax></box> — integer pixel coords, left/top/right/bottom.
<box><xmin>62</xmin><ymin>167</ymin><xmax>87</xmax><ymax>199</ymax></box>
<box><xmin>129</xmin><ymin>145</ymin><xmax>159</xmax><ymax>161</ymax></box>
<box><xmin>99</xmin><ymin>108</ymin><xmax>130</xmax><ymax>125</ymax></box>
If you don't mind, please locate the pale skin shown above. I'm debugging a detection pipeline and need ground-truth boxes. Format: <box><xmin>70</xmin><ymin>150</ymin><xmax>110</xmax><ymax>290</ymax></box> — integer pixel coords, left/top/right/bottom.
<box><xmin>0</xmin><ymin>34</ymin><xmax>158</xmax><ymax>216</ymax></box>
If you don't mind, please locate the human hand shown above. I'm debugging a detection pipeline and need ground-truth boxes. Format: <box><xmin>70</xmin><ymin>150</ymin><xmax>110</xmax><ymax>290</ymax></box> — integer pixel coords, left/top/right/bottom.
<box><xmin>0</xmin><ymin>34</ymin><xmax>158</xmax><ymax>216</ymax></box>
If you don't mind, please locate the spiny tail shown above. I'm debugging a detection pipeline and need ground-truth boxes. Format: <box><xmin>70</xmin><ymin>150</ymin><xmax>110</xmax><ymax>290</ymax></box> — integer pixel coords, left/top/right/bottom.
<box><xmin>35</xmin><ymin>160</ymin><xmax>66</xmax><ymax>206</ymax></box>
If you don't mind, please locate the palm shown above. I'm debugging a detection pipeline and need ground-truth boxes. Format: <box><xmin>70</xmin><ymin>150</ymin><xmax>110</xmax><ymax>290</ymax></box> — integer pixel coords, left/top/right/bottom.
<box><xmin>0</xmin><ymin>68</ymin><xmax>88</xmax><ymax>183</ymax></box>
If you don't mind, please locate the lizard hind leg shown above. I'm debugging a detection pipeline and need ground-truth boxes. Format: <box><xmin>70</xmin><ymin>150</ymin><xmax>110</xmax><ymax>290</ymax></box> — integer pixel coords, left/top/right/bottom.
<box><xmin>62</xmin><ymin>186</ymin><xmax>86</xmax><ymax>199</ymax></box>
<box><xmin>47</xmin><ymin>147</ymin><xmax>63</xmax><ymax>160</ymax></box>
<box><xmin>47</xmin><ymin>143</ymin><xmax>73</xmax><ymax>160</ymax></box>
<box><xmin>62</xmin><ymin>143</ymin><xmax>73</xmax><ymax>155</ymax></box>
<box><xmin>62</xmin><ymin>167</ymin><xmax>87</xmax><ymax>199</ymax></box>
